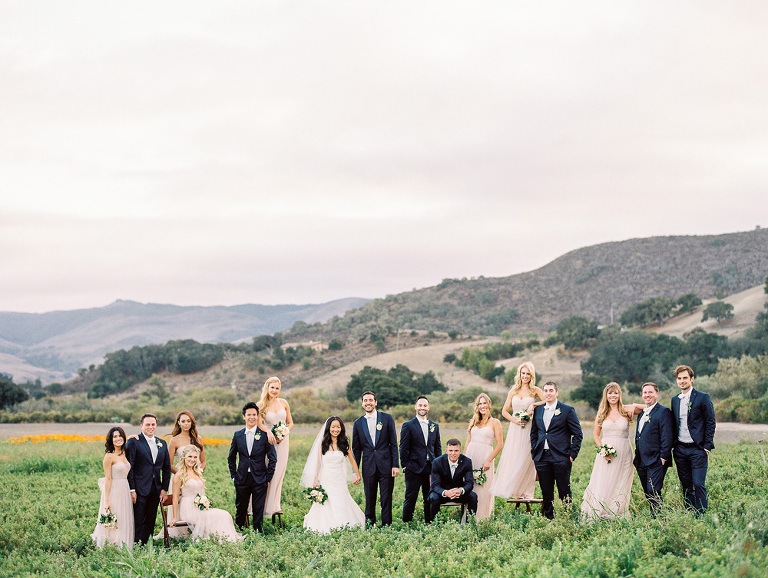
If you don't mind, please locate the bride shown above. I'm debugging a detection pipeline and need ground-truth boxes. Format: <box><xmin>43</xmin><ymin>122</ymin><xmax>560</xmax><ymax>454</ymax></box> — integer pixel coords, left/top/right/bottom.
<box><xmin>301</xmin><ymin>417</ymin><xmax>365</xmax><ymax>533</ymax></box>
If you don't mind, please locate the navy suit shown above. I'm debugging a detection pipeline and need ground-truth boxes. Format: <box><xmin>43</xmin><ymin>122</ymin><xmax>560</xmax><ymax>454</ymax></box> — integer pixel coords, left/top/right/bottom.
<box><xmin>352</xmin><ymin>411</ymin><xmax>399</xmax><ymax>526</ymax></box>
<box><xmin>530</xmin><ymin>401</ymin><xmax>583</xmax><ymax>519</ymax></box>
<box><xmin>671</xmin><ymin>389</ymin><xmax>716</xmax><ymax>514</ymax></box>
<box><xmin>126</xmin><ymin>434</ymin><xmax>171</xmax><ymax>544</ymax></box>
<box><xmin>426</xmin><ymin>453</ymin><xmax>477</xmax><ymax>521</ymax></box>
<box><xmin>399</xmin><ymin>417</ymin><xmax>441</xmax><ymax>522</ymax></box>
<box><xmin>633</xmin><ymin>403</ymin><xmax>674</xmax><ymax>515</ymax></box>
<box><xmin>227</xmin><ymin>428</ymin><xmax>277</xmax><ymax>532</ymax></box>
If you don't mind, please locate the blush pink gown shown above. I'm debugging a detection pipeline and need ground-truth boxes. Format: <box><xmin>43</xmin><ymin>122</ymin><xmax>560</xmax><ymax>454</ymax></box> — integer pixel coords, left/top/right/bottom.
<box><xmin>464</xmin><ymin>425</ymin><xmax>497</xmax><ymax>520</ymax></box>
<box><xmin>491</xmin><ymin>396</ymin><xmax>536</xmax><ymax>499</ymax></box>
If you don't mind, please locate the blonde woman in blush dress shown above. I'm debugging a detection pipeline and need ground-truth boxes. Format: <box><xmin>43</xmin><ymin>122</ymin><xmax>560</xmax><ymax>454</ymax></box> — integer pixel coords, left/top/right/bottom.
<box><xmin>257</xmin><ymin>376</ymin><xmax>294</xmax><ymax>520</ymax></box>
<box><xmin>491</xmin><ymin>362</ymin><xmax>545</xmax><ymax>500</ymax></box>
<box><xmin>464</xmin><ymin>393</ymin><xmax>504</xmax><ymax>520</ymax></box>
<box><xmin>171</xmin><ymin>445</ymin><xmax>242</xmax><ymax>542</ymax></box>
<box><xmin>581</xmin><ymin>382</ymin><xmax>643</xmax><ymax>519</ymax></box>
<box><xmin>91</xmin><ymin>427</ymin><xmax>134</xmax><ymax>550</ymax></box>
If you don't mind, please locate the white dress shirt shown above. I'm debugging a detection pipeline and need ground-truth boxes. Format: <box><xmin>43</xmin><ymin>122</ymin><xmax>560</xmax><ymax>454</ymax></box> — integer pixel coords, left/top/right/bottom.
<box><xmin>418</xmin><ymin>417</ymin><xmax>429</xmax><ymax>444</ymax></box>
<box><xmin>143</xmin><ymin>432</ymin><xmax>158</xmax><ymax>462</ymax></box>
<box><xmin>365</xmin><ymin>411</ymin><xmax>378</xmax><ymax>442</ymax></box>
<box><xmin>678</xmin><ymin>391</ymin><xmax>694</xmax><ymax>443</ymax></box>
<box><xmin>639</xmin><ymin>403</ymin><xmax>657</xmax><ymax>434</ymax></box>
<box><xmin>543</xmin><ymin>402</ymin><xmax>557</xmax><ymax>449</ymax></box>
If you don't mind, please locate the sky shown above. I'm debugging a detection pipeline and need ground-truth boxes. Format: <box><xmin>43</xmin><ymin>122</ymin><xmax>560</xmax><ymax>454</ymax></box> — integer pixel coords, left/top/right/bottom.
<box><xmin>2</xmin><ymin>1</ymin><xmax>767</xmax><ymax>313</ymax></box>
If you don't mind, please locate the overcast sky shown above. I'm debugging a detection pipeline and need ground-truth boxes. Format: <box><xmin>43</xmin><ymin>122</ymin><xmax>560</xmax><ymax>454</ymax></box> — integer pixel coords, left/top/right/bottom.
<box><xmin>2</xmin><ymin>1</ymin><xmax>766</xmax><ymax>313</ymax></box>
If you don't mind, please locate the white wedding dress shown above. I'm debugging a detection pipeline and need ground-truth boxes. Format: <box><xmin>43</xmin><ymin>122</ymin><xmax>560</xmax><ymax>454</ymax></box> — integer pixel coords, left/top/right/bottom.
<box><xmin>303</xmin><ymin>451</ymin><xmax>365</xmax><ymax>534</ymax></box>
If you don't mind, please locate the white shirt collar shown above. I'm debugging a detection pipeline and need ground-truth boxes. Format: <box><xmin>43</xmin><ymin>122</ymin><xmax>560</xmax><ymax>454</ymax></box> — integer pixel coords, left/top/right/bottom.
<box><xmin>679</xmin><ymin>389</ymin><xmax>692</xmax><ymax>400</ymax></box>
<box><xmin>417</xmin><ymin>416</ymin><xmax>428</xmax><ymax>424</ymax></box>
<box><xmin>644</xmin><ymin>403</ymin><xmax>657</xmax><ymax>414</ymax></box>
<box><xmin>245</xmin><ymin>426</ymin><xmax>258</xmax><ymax>434</ymax></box>
<box><xmin>545</xmin><ymin>402</ymin><xmax>558</xmax><ymax>411</ymax></box>
<box><xmin>143</xmin><ymin>432</ymin><xmax>155</xmax><ymax>441</ymax></box>
<box><xmin>449</xmin><ymin>459</ymin><xmax>458</xmax><ymax>466</ymax></box>
<box><xmin>366</xmin><ymin>411</ymin><xmax>377</xmax><ymax>420</ymax></box>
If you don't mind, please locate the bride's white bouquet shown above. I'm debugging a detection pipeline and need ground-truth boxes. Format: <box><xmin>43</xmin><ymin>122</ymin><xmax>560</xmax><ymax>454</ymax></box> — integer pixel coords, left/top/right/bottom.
<box><xmin>304</xmin><ymin>486</ymin><xmax>328</xmax><ymax>504</ymax></box>
<box><xmin>472</xmin><ymin>468</ymin><xmax>487</xmax><ymax>486</ymax></box>
<box><xmin>272</xmin><ymin>421</ymin><xmax>290</xmax><ymax>442</ymax></box>
<box><xmin>194</xmin><ymin>493</ymin><xmax>212</xmax><ymax>510</ymax></box>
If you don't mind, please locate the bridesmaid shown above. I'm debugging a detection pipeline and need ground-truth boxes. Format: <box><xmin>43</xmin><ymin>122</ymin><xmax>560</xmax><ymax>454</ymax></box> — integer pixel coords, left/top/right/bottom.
<box><xmin>581</xmin><ymin>382</ymin><xmax>642</xmax><ymax>519</ymax></box>
<box><xmin>257</xmin><ymin>376</ymin><xmax>294</xmax><ymax>519</ymax></box>
<box><xmin>91</xmin><ymin>427</ymin><xmax>134</xmax><ymax>549</ymax></box>
<box><xmin>168</xmin><ymin>410</ymin><xmax>206</xmax><ymax>472</ymax></box>
<box><xmin>491</xmin><ymin>362</ymin><xmax>545</xmax><ymax>500</ymax></box>
<box><xmin>464</xmin><ymin>393</ymin><xmax>504</xmax><ymax>520</ymax></box>
<box><xmin>171</xmin><ymin>445</ymin><xmax>242</xmax><ymax>542</ymax></box>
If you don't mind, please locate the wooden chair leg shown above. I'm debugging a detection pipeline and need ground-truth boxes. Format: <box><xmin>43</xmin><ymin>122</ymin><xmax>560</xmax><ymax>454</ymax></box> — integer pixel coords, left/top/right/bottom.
<box><xmin>271</xmin><ymin>513</ymin><xmax>284</xmax><ymax>528</ymax></box>
<box><xmin>160</xmin><ymin>505</ymin><xmax>171</xmax><ymax>548</ymax></box>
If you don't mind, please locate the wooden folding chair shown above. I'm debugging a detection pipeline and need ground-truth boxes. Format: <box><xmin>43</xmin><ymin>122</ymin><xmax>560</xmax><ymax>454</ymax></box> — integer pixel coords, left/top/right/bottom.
<box><xmin>159</xmin><ymin>494</ymin><xmax>190</xmax><ymax>546</ymax></box>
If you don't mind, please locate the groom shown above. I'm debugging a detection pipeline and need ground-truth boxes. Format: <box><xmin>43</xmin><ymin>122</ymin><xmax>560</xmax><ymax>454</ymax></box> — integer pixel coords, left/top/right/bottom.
<box><xmin>530</xmin><ymin>382</ymin><xmax>583</xmax><ymax>520</ymax></box>
<box><xmin>400</xmin><ymin>395</ymin><xmax>442</xmax><ymax>523</ymax></box>
<box><xmin>352</xmin><ymin>391</ymin><xmax>399</xmax><ymax>526</ymax></box>
<box><xmin>228</xmin><ymin>401</ymin><xmax>277</xmax><ymax>532</ymax></box>
<box><xmin>633</xmin><ymin>382</ymin><xmax>674</xmax><ymax>516</ymax></box>
<box><xmin>126</xmin><ymin>413</ymin><xmax>171</xmax><ymax>544</ymax></box>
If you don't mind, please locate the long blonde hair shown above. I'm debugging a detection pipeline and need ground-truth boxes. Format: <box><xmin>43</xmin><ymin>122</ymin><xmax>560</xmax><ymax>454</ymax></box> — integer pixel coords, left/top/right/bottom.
<box><xmin>595</xmin><ymin>382</ymin><xmax>632</xmax><ymax>427</ymax></box>
<box><xmin>258</xmin><ymin>376</ymin><xmax>282</xmax><ymax>419</ymax></box>
<box><xmin>467</xmin><ymin>393</ymin><xmax>493</xmax><ymax>433</ymax></box>
<box><xmin>510</xmin><ymin>362</ymin><xmax>536</xmax><ymax>397</ymax></box>
<box><xmin>176</xmin><ymin>444</ymin><xmax>205</xmax><ymax>487</ymax></box>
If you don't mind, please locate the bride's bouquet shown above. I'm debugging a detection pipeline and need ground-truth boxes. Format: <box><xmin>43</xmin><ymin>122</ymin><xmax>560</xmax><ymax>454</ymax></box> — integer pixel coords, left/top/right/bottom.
<box><xmin>194</xmin><ymin>493</ymin><xmax>213</xmax><ymax>510</ymax></box>
<box><xmin>472</xmin><ymin>468</ymin><xmax>487</xmax><ymax>486</ymax></box>
<box><xmin>596</xmin><ymin>443</ymin><xmax>617</xmax><ymax>464</ymax></box>
<box><xmin>513</xmin><ymin>410</ymin><xmax>531</xmax><ymax>427</ymax></box>
<box><xmin>272</xmin><ymin>421</ymin><xmax>290</xmax><ymax>442</ymax></box>
<box><xmin>303</xmin><ymin>486</ymin><xmax>328</xmax><ymax>505</ymax></box>
<box><xmin>98</xmin><ymin>511</ymin><xmax>118</xmax><ymax>530</ymax></box>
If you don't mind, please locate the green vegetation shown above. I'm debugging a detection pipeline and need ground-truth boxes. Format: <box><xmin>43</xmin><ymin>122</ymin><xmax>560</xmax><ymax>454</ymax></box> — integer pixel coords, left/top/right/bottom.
<box><xmin>702</xmin><ymin>301</ymin><xmax>735</xmax><ymax>325</ymax></box>
<box><xmin>88</xmin><ymin>340</ymin><xmax>226</xmax><ymax>398</ymax></box>
<box><xmin>548</xmin><ymin>316</ymin><xmax>600</xmax><ymax>350</ymax></box>
<box><xmin>619</xmin><ymin>293</ymin><xmax>705</xmax><ymax>329</ymax></box>
<box><xmin>1</xmin><ymin>434</ymin><xmax>767</xmax><ymax>576</ymax></box>
<box><xmin>1</xmin><ymin>373</ymin><xmax>29</xmax><ymax>409</ymax></box>
<box><xmin>346</xmin><ymin>365</ymin><xmax>446</xmax><ymax>407</ymax></box>
<box><xmin>456</xmin><ymin>342</ymin><xmax>525</xmax><ymax>382</ymax></box>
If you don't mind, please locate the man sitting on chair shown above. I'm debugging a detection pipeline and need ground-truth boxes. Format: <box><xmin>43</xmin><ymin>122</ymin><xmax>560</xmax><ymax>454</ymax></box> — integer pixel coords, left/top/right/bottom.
<box><xmin>426</xmin><ymin>439</ymin><xmax>477</xmax><ymax>522</ymax></box>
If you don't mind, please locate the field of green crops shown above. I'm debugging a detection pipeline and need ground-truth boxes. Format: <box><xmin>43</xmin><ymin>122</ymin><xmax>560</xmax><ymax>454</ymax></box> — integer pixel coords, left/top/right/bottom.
<box><xmin>1</xmin><ymin>432</ymin><xmax>767</xmax><ymax>577</ymax></box>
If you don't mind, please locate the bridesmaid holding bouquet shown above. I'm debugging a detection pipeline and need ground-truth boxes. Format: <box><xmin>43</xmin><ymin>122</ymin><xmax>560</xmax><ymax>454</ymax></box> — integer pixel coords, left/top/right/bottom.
<box><xmin>581</xmin><ymin>382</ymin><xmax>642</xmax><ymax>519</ymax></box>
<box><xmin>464</xmin><ymin>393</ymin><xmax>504</xmax><ymax>520</ymax></box>
<box><xmin>491</xmin><ymin>362</ymin><xmax>545</xmax><ymax>500</ymax></box>
<box><xmin>257</xmin><ymin>376</ymin><xmax>294</xmax><ymax>520</ymax></box>
<box><xmin>91</xmin><ymin>427</ymin><xmax>134</xmax><ymax>549</ymax></box>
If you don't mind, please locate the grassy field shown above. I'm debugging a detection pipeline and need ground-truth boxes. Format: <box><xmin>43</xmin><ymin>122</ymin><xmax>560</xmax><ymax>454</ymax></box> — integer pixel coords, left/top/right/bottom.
<box><xmin>1</xmin><ymin>432</ymin><xmax>767</xmax><ymax>577</ymax></box>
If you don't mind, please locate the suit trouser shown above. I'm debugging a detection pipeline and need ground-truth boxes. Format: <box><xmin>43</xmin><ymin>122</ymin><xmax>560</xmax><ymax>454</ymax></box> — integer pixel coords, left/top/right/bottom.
<box><xmin>635</xmin><ymin>461</ymin><xmax>668</xmax><ymax>517</ymax></box>
<box><xmin>534</xmin><ymin>450</ymin><xmax>572</xmax><ymax>520</ymax></box>
<box><xmin>133</xmin><ymin>489</ymin><xmax>161</xmax><ymax>544</ymax></box>
<box><xmin>426</xmin><ymin>490</ymin><xmax>478</xmax><ymax>522</ymax></box>
<box><xmin>673</xmin><ymin>444</ymin><xmax>709</xmax><ymax>514</ymax></box>
<box><xmin>363</xmin><ymin>469</ymin><xmax>395</xmax><ymax>526</ymax></box>
<box><xmin>235</xmin><ymin>479</ymin><xmax>268</xmax><ymax>532</ymax></box>
<box><xmin>402</xmin><ymin>467</ymin><xmax>432</xmax><ymax>522</ymax></box>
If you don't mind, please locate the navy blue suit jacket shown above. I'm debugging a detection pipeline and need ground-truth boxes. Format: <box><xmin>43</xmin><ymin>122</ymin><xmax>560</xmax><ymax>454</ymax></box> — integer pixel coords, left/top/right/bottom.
<box><xmin>633</xmin><ymin>403</ymin><xmax>674</xmax><ymax>468</ymax></box>
<box><xmin>227</xmin><ymin>428</ymin><xmax>277</xmax><ymax>486</ymax></box>
<box><xmin>429</xmin><ymin>453</ymin><xmax>474</xmax><ymax>496</ymax></box>
<box><xmin>126</xmin><ymin>435</ymin><xmax>171</xmax><ymax>497</ymax></box>
<box><xmin>399</xmin><ymin>417</ymin><xmax>441</xmax><ymax>475</ymax></box>
<box><xmin>671</xmin><ymin>389</ymin><xmax>716</xmax><ymax>451</ymax></box>
<box><xmin>530</xmin><ymin>401</ymin><xmax>583</xmax><ymax>462</ymax></box>
<box><xmin>352</xmin><ymin>411</ymin><xmax>399</xmax><ymax>477</ymax></box>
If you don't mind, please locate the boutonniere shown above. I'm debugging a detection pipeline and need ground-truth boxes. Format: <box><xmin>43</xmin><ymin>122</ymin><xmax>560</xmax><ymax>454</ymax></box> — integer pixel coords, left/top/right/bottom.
<box><xmin>643</xmin><ymin>414</ymin><xmax>651</xmax><ymax>424</ymax></box>
<box><xmin>429</xmin><ymin>423</ymin><xmax>436</xmax><ymax>433</ymax></box>
<box><xmin>376</xmin><ymin>422</ymin><xmax>382</xmax><ymax>431</ymax></box>
<box><xmin>554</xmin><ymin>409</ymin><xmax>561</xmax><ymax>416</ymax></box>
<box><xmin>156</xmin><ymin>441</ymin><xmax>163</xmax><ymax>450</ymax></box>
<box><xmin>687</xmin><ymin>402</ymin><xmax>692</xmax><ymax>412</ymax></box>
<box><xmin>255</xmin><ymin>432</ymin><xmax>262</xmax><ymax>440</ymax></box>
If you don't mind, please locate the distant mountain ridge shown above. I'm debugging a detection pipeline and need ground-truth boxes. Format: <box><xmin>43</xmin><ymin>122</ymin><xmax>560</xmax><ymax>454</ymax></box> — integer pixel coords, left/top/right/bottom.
<box><xmin>0</xmin><ymin>297</ymin><xmax>369</xmax><ymax>382</ymax></box>
<box><xmin>286</xmin><ymin>229</ymin><xmax>768</xmax><ymax>341</ymax></box>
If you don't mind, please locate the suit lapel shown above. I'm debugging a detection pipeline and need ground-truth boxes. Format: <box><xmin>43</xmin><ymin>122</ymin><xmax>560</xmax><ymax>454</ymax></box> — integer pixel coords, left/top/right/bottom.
<box><xmin>360</xmin><ymin>417</ymin><xmax>374</xmax><ymax>447</ymax></box>
<box><xmin>140</xmin><ymin>434</ymin><xmax>155</xmax><ymax>463</ymax></box>
<box><xmin>374</xmin><ymin>413</ymin><xmax>381</xmax><ymax>446</ymax></box>
<box><xmin>425</xmin><ymin>420</ymin><xmax>434</xmax><ymax>448</ymax></box>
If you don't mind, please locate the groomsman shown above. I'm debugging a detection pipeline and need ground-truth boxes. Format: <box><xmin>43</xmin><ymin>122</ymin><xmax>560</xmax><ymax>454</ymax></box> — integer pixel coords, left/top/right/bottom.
<box><xmin>400</xmin><ymin>395</ymin><xmax>442</xmax><ymax>523</ymax></box>
<box><xmin>633</xmin><ymin>382</ymin><xmax>674</xmax><ymax>516</ymax></box>
<box><xmin>426</xmin><ymin>439</ymin><xmax>477</xmax><ymax>521</ymax></box>
<box><xmin>228</xmin><ymin>401</ymin><xmax>277</xmax><ymax>532</ymax></box>
<box><xmin>126</xmin><ymin>413</ymin><xmax>171</xmax><ymax>544</ymax></box>
<box><xmin>671</xmin><ymin>365</ymin><xmax>716</xmax><ymax>515</ymax></box>
<box><xmin>352</xmin><ymin>391</ymin><xmax>399</xmax><ymax>526</ymax></box>
<box><xmin>530</xmin><ymin>382</ymin><xmax>583</xmax><ymax>520</ymax></box>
